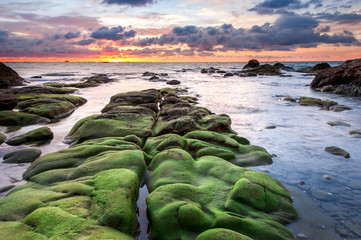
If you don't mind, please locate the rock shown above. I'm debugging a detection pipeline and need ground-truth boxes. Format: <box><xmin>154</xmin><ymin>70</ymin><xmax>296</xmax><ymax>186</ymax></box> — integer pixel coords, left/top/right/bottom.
<box><xmin>299</xmin><ymin>97</ymin><xmax>337</xmax><ymax>110</ymax></box>
<box><xmin>284</xmin><ymin>97</ymin><xmax>296</xmax><ymax>102</ymax></box>
<box><xmin>6</xmin><ymin>126</ymin><xmax>53</xmax><ymax>145</ymax></box>
<box><xmin>310</xmin><ymin>189</ymin><xmax>334</xmax><ymax>201</ymax></box>
<box><xmin>10</xmin><ymin>86</ymin><xmax>76</xmax><ymax>95</ymax></box>
<box><xmin>15</xmin><ymin>92</ymin><xmax>87</xmax><ymax>119</ymax></box>
<box><xmin>196</xmin><ymin>228</ymin><xmax>254</xmax><ymax>240</ymax></box>
<box><xmin>310</xmin><ymin>59</ymin><xmax>361</xmax><ymax>95</ymax></box>
<box><xmin>30</xmin><ymin>76</ymin><xmax>42</xmax><ymax>79</ymax></box>
<box><xmin>349</xmin><ymin>129</ymin><xmax>361</xmax><ymax>137</ymax></box>
<box><xmin>273</xmin><ymin>63</ymin><xmax>294</xmax><ymax>71</ymax></box>
<box><xmin>321</xmin><ymin>85</ymin><xmax>334</xmax><ymax>92</ymax></box>
<box><xmin>323</xmin><ymin>175</ymin><xmax>332</xmax><ymax>180</ymax></box>
<box><xmin>201</xmin><ymin>67</ymin><xmax>220</xmax><ymax>74</ymax></box>
<box><xmin>323</xmin><ymin>146</ymin><xmax>350</xmax><ymax>158</ymax></box>
<box><xmin>240</xmin><ymin>64</ymin><xmax>281</xmax><ymax>76</ymax></box>
<box><xmin>298</xmin><ymin>63</ymin><xmax>331</xmax><ymax>73</ymax></box>
<box><xmin>330</xmin><ymin>105</ymin><xmax>351</xmax><ymax>112</ymax></box>
<box><xmin>296</xmin><ymin>233</ymin><xmax>309</xmax><ymax>239</ymax></box>
<box><xmin>223</xmin><ymin>72</ymin><xmax>234</xmax><ymax>77</ymax></box>
<box><xmin>0</xmin><ymin>133</ymin><xmax>6</xmax><ymax>144</ymax></box>
<box><xmin>3</xmin><ymin>148</ymin><xmax>42</xmax><ymax>163</ymax></box>
<box><xmin>166</xmin><ymin>80</ymin><xmax>181</xmax><ymax>85</ymax></box>
<box><xmin>243</xmin><ymin>59</ymin><xmax>260</xmax><ymax>69</ymax></box>
<box><xmin>327</xmin><ymin>121</ymin><xmax>351</xmax><ymax>127</ymax></box>
<box><xmin>264</xmin><ymin>125</ymin><xmax>276</xmax><ymax>129</ymax></box>
<box><xmin>0</xmin><ymin>185</ymin><xmax>15</xmax><ymax>193</ymax></box>
<box><xmin>0</xmin><ymin>62</ymin><xmax>24</xmax><ymax>87</ymax></box>
<box><xmin>0</xmin><ymin>92</ymin><xmax>18</xmax><ymax>110</ymax></box>
<box><xmin>0</xmin><ymin>111</ymin><xmax>50</xmax><ymax>126</ymax></box>
<box><xmin>216</xmin><ymin>70</ymin><xmax>227</xmax><ymax>74</ymax></box>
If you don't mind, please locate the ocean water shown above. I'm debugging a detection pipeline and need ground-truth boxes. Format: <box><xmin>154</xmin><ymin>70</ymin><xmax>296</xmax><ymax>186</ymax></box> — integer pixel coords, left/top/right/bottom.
<box><xmin>1</xmin><ymin>62</ymin><xmax>360</xmax><ymax>239</ymax></box>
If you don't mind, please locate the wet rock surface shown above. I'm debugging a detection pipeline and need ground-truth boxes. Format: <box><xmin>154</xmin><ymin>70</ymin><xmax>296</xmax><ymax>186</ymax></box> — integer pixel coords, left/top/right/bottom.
<box><xmin>0</xmin><ymin>62</ymin><xmax>24</xmax><ymax>87</ymax></box>
<box><xmin>0</xmin><ymin>88</ymin><xmax>297</xmax><ymax>240</ymax></box>
<box><xmin>3</xmin><ymin>148</ymin><xmax>42</xmax><ymax>163</ymax></box>
<box><xmin>310</xmin><ymin>58</ymin><xmax>361</xmax><ymax>95</ymax></box>
<box><xmin>5</xmin><ymin>126</ymin><xmax>53</xmax><ymax>146</ymax></box>
<box><xmin>323</xmin><ymin>146</ymin><xmax>350</xmax><ymax>158</ymax></box>
<box><xmin>0</xmin><ymin>92</ymin><xmax>18</xmax><ymax>110</ymax></box>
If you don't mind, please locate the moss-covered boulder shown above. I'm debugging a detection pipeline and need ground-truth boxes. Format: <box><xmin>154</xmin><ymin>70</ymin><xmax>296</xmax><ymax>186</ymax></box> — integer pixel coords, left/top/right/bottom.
<box><xmin>196</xmin><ymin>228</ymin><xmax>254</xmax><ymax>240</ymax></box>
<box><xmin>146</xmin><ymin>149</ymin><xmax>297</xmax><ymax>240</ymax></box>
<box><xmin>299</xmin><ymin>97</ymin><xmax>338</xmax><ymax>110</ymax></box>
<box><xmin>323</xmin><ymin>146</ymin><xmax>350</xmax><ymax>158</ymax></box>
<box><xmin>0</xmin><ymin>111</ymin><xmax>50</xmax><ymax>126</ymax></box>
<box><xmin>0</xmin><ymin>132</ymin><xmax>6</xmax><ymax>144</ymax></box>
<box><xmin>16</xmin><ymin>93</ymin><xmax>87</xmax><ymax>119</ymax></box>
<box><xmin>3</xmin><ymin>148</ymin><xmax>42</xmax><ymax>163</ymax></box>
<box><xmin>6</xmin><ymin>127</ymin><xmax>53</xmax><ymax>146</ymax></box>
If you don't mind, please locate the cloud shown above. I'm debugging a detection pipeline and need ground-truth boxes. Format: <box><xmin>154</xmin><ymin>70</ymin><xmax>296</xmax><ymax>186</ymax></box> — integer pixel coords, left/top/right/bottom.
<box><xmin>91</xmin><ymin>26</ymin><xmax>136</xmax><ymax>41</ymax></box>
<box><xmin>132</xmin><ymin>14</ymin><xmax>360</xmax><ymax>52</ymax></box>
<box><xmin>316</xmin><ymin>12</ymin><xmax>361</xmax><ymax>24</ymax></box>
<box><xmin>0</xmin><ymin>29</ymin><xmax>9</xmax><ymax>42</ymax></box>
<box><xmin>101</xmin><ymin>0</ymin><xmax>155</xmax><ymax>6</ymax></box>
<box><xmin>318</xmin><ymin>25</ymin><xmax>330</xmax><ymax>32</ymax></box>
<box><xmin>51</xmin><ymin>31</ymin><xmax>81</xmax><ymax>40</ymax></box>
<box><xmin>249</xmin><ymin>0</ymin><xmax>323</xmax><ymax>15</ymax></box>
<box><xmin>74</xmin><ymin>39</ymin><xmax>96</xmax><ymax>46</ymax></box>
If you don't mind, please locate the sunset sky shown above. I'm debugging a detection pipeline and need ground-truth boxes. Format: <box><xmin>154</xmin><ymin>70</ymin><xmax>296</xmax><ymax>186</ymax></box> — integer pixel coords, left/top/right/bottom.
<box><xmin>1</xmin><ymin>0</ymin><xmax>360</xmax><ymax>62</ymax></box>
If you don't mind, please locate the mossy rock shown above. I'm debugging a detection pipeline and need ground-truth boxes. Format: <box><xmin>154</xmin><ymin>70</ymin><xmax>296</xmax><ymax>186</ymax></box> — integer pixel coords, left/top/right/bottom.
<box><xmin>16</xmin><ymin>93</ymin><xmax>86</xmax><ymax>106</ymax></box>
<box><xmin>0</xmin><ymin>111</ymin><xmax>50</xmax><ymax>126</ymax></box>
<box><xmin>109</xmin><ymin>89</ymin><xmax>160</xmax><ymax>105</ymax></box>
<box><xmin>65</xmin><ymin>114</ymin><xmax>155</xmax><ymax>145</ymax></box>
<box><xmin>11</xmin><ymin>86</ymin><xmax>76</xmax><ymax>95</ymax></box>
<box><xmin>23</xmin><ymin>137</ymin><xmax>144</xmax><ymax>181</ymax></box>
<box><xmin>147</xmin><ymin>150</ymin><xmax>297</xmax><ymax>240</ymax></box>
<box><xmin>3</xmin><ymin>148</ymin><xmax>42</xmax><ymax>163</ymax></box>
<box><xmin>0</xmin><ymin>132</ymin><xmax>6</xmax><ymax>144</ymax></box>
<box><xmin>299</xmin><ymin>97</ymin><xmax>337</xmax><ymax>109</ymax></box>
<box><xmin>143</xmin><ymin>133</ymin><xmax>186</xmax><ymax>158</ymax></box>
<box><xmin>323</xmin><ymin>146</ymin><xmax>350</xmax><ymax>158</ymax></box>
<box><xmin>18</xmin><ymin>98</ymin><xmax>77</xmax><ymax>119</ymax></box>
<box><xmin>0</xmin><ymin>221</ymin><xmax>47</xmax><ymax>240</ymax></box>
<box><xmin>89</xmin><ymin>169</ymin><xmax>139</xmax><ymax>234</ymax></box>
<box><xmin>196</xmin><ymin>228</ymin><xmax>254</xmax><ymax>240</ymax></box>
<box><xmin>6</xmin><ymin>127</ymin><xmax>53</xmax><ymax>146</ymax></box>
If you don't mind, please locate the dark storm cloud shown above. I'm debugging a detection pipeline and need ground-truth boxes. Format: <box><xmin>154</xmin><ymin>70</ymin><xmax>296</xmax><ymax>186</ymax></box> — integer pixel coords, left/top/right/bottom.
<box><xmin>132</xmin><ymin>14</ymin><xmax>360</xmax><ymax>52</ymax></box>
<box><xmin>250</xmin><ymin>0</ymin><xmax>323</xmax><ymax>14</ymax></box>
<box><xmin>91</xmin><ymin>26</ymin><xmax>136</xmax><ymax>41</ymax></box>
<box><xmin>74</xmin><ymin>39</ymin><xmax>96</xmax><ymax>46</ymax></box>
<box><xmin>318</xmin><ymin>26</ymin><xmax>330</xmax><ymax>33</ymax></box>
<box><xmin>102</xmin><ymin>0</ymin><xmax>155</xmax><ymax>6</ymax></box>
<box><xmin>0</xmin><ymin>29</ymin><xmax>9</xmax><ymax>42</ymax></box>
<box><xmin>51</xmin><ymin>31</ymin><xmax>81</xmax><ymax>40</ymax></box>
<box><xmin>316</xmin><ymin>12</ymin><xmax>361</xmax><ymax>24</ymax></box>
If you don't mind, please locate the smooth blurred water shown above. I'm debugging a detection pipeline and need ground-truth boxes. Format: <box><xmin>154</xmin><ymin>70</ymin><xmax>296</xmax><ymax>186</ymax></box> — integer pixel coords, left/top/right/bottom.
<box><xmin>1</xmin><ymin>61</ymin><xmax>360</xmax><ymax>239</ymax></box>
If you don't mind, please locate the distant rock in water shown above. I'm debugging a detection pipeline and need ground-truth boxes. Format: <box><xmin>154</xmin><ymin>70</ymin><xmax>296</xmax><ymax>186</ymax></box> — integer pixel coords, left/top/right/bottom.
<box><xmin>243</xmin><ymin>59</ymin><xmax>259</xmax><ymax>69</ymax></box>
<box><xmin>323</xmin><ymin>146</ymin><xmax>350</xmax><ymax>158</ymax></box>
<box><xmin>310</xmin><ymin>58</ymin><xmax>361</xmax><ymax>95</ymax></box>
<box><xmin>0</xmin><ymin>62</ymin><xmax>24</xmax><ymax>87</ymax></box>
<box><xmin>297</xmin><ymin>62</ymin><xmax>331</xmax><ymax>73</ymax></box>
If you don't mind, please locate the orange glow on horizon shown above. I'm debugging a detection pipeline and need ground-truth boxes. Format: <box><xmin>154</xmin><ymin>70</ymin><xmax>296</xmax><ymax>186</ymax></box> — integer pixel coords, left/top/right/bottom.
<box><xmin>1</xmin><ymin>45</ymin><xmax>360</xmax><ymax>63</ymax></box>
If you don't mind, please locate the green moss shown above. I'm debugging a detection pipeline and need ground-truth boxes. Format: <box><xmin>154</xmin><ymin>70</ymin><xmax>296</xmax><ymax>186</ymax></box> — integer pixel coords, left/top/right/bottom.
<box><xmin>196</xmin><ymin>228</ymin><xmax>254</xmax><ymax>240</ymax></box>
<box><xmin>65</xmin><ymin>114</ymin><xmax>154</xmax><ymax>144</ymax></box>
<box><xmin>0</xmin><ymin>132</ymin><xmax>6</xmax><ymax>144</ymax></box>
<box><xmin>6</xmin><ymin>127</ymin><xmax>53</xmax><ymax>146</ymax></box>
<box><xmin>16</xmin><ymin>93</ymin><xmax>86</xmax><ymax>106</ymax></box>
<box><xmin>23</xmin><ymin>143</ymin><xmax>129</xmax><ymax>180</ymax></box>
<box><xmin>299</xmin><ymin>97</ymin><xmax>337</xmax><ymax>109</ymax></box>
<box><xmin>0</xmin><ymin>110</ymin><xmax>50</xmax><ymax>126</ymax></box>
<box><xmin>143</xmin><ymin>134</ymin><xmax>186</xmax><ymax>158</ymax></box>
<box><xmin>90</xmin><ymin>169</ymin><xmax>139</xmax><ymax>234</ymax></box>
<box><xmin>0</xmin><ymin>187</ymin><xmax>67</xmax><ymax>221</ymax></box>
<box><xmin>149</xmin><ymin>149</ymin><xmax>195</xmax><ymax>190</ymax></box>
<box><xmin>69</xmin><ymin>150</ymin><xmax>146</xmax><ymax>179</ymax></box>
<box><xmin>46</xmin><ymin>196</ymin><xmax>91</xmax><ymax>218</ymax></box>
<box><xmin>0</xmin><ymin>221</ymin><xmax>47</xmax><ymax>240</ymax></box>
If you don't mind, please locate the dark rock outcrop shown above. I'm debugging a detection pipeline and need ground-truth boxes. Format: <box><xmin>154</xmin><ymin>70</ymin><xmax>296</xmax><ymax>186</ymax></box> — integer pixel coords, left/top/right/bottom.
<box><xmin>310</xmin><ymin>59</ymin><xmax>361</xmax><ymax>95</ymax></box>
<box><xmin>298</xmin><ymin>63</ymin><xmax>331</xmax><ymax>73</ymax></box>
<box><xmin>5</xmin><ymin>126</ymin><xmax>53</xmax><ymax>145</ymax></box>
<box><xmin>3</xmin><ymin>148</ymin><xmax>42</xmax><ymax>163</ymax></box>
<box><xmin>166</xmin><ymin>80</ymin><xmax>181</xmax><ymax>85</ymax></box>
<box><xmin>243</xmin><ymin>59</ymin><xmax>259</xmax><ymax>69</ymax></box>
<box><xmin>0</xmin><ymin>92</ymin><xmax>18</xmax><ymax>110</ymax></box>
<box><xmin>0</xmin><ymin>62</ymin><xmax>24</xmax><ymax>87</ymax></box>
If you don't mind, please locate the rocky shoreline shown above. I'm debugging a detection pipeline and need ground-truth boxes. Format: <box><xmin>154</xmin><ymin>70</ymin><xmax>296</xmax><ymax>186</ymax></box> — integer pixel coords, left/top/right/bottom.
<box><xmin>0</xmin><ymin>87</ymin><xmax>298</xmax><ymax>239</ymax></box>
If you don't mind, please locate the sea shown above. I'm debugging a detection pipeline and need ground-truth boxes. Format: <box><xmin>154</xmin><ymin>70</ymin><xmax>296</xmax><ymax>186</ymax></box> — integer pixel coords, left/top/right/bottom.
<box><xmin>1</xmin><ymin>62</ymin><xmax>360</xmax><ymax>240</ymax></box>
